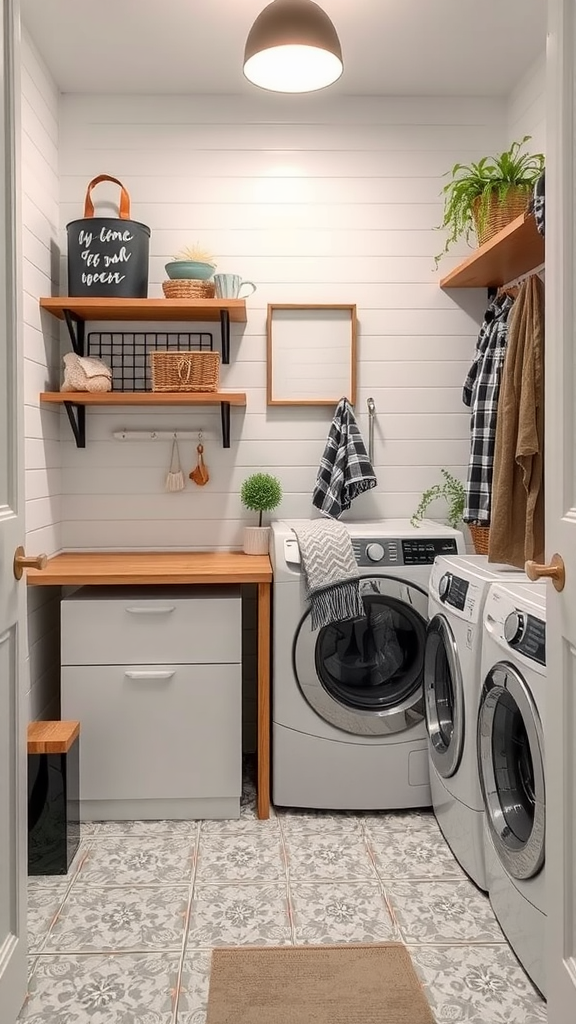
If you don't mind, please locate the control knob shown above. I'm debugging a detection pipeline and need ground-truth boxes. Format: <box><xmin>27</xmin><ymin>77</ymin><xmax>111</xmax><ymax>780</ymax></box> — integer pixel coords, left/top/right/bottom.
<box><xmin>438</xmin><ymin>572</ymin><xmax>452</xmax><ymax>601</ymax></box>
<box><xmin>366</xmin><ymin>543</ymin><xmax>385</xmax><ymax>563</ymax></box>
<box><xmin>504</xmin><ymin>611</ymin><xmax>526</xmax><ymax>646</ymax></box>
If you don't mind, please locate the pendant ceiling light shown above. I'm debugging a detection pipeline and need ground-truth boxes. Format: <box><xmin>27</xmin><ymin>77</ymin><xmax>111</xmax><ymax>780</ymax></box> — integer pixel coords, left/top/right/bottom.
<box><xmin>243</xmin><ymin>0</ymin><xmax>343</xmax><ymax>93</ymax></box>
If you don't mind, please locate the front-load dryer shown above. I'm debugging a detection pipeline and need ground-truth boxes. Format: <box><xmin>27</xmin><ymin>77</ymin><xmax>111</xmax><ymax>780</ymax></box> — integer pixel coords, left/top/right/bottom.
<box><xmin>479</xmin><ymin>580</ymin><xmax>547</xmax><ymax>995</ymax></box>
<box><xmin>425</xmin><ymin>555</ymin><xmax>529</xmax><ymax>890</ymax></box>
<box><xmin>270</xmin><ymin>519</ymin><xmax>465</xmax><ymax>810</ymax></box>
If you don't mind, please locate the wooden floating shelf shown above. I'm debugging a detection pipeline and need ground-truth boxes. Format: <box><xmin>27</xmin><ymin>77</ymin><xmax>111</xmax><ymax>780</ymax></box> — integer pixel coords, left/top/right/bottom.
<box><xmin>39</xmin><ymin>391</ymin><xmax>247</xmax><ymax>406</ymax></box>
<box><xmin>439</xmin><ymin>213</ymin><xmax>545</xmax><ymax>289</ymax></box>
<box><xmin>40</xmin><ymin>391</ymin><xmax>246</xmax><ymax>449</ymax></box>
<box><xmin>39</xmin><ymin>296</ymin><xmax>247</xmax><ymax>323</ymax></box>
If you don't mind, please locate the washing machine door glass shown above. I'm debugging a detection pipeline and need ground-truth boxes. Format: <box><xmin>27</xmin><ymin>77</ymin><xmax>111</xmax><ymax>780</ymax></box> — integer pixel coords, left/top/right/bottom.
<box><xmin>293</xmin><ymin>576</ymin><xmax>428</xmax><ymax>736</ymax></box>
<box><xmin>478</xmin><ymin>662</ymin><xmax>545</xmax><ymax>880</ymax></box>
<box><xmin>424</xmin><ymin>614</ymin><xmax>464</xmax><ymax>778</ymax></box>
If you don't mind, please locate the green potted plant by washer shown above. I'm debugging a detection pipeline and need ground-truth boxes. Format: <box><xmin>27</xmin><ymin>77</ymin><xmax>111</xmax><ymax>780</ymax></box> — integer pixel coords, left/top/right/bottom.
<box><xmin>411</xmin><ymin>469</ymin><xmax>465</xmax><ymax>530</ymax></box>
<box><xmin>240</xmin><ymin>472</ymin><xmax>283</xmax><ymax>554</ymax></box>
<box><xmin>435</xmin><ymin>135</ymin><xmax>545</xmax><ymax>267</ymax></box>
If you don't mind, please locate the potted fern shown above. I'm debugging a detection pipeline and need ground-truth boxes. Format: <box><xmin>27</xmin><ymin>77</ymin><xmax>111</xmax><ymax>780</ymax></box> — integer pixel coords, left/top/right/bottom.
<box><xmin>241</xmin><ymin>473</ymin><xmax>283</xmax><ymax>554</ymax></box>
<box><xmin>434</xmin><ymin>135</ymin><xmax>544</xmax><ymax>267</ymax></box>
<box><xmin>411</xmin><ymin>470</ymin><xmax>465</xmax><ymax>531</ymax></box>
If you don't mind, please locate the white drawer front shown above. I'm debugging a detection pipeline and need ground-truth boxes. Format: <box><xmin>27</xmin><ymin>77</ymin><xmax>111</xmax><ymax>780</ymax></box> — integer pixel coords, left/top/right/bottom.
<box><xmin>61</xmin><ymin>663</ymin><xmax>241</xmax><ymax>802</ymax></box>
<box><xmin>62</xmin><ymin>589</ymin><xmax>241</xmax><ymax>665</ymax></box>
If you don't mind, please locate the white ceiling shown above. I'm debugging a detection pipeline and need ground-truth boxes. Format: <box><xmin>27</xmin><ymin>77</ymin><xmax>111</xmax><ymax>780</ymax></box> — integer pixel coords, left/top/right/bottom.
<box><xmin>21</xmin><ymin>0</ymin><xmax>547</xmax><ymax>97</ymax></box>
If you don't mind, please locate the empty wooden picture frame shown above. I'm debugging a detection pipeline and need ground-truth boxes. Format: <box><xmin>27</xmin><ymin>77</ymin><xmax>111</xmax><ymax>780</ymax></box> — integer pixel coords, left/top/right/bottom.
<box><xmin>267</xmin><ymin>304</ymin><xmax>357</xmax><ymax>405</ymax></box>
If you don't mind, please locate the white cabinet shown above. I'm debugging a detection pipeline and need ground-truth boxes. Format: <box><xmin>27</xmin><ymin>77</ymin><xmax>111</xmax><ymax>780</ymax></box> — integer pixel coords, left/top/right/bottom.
<box><xmin>61</xmin><ymin>586</ymin><xmax>242</xmax><ymax>821</ymax></box>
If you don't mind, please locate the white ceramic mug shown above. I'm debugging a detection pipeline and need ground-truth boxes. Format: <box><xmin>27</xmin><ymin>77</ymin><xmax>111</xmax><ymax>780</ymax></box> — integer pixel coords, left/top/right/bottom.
<box><xmin>213</xmin><ymin>273</ymin><xmax>257</xmax><ymax>299</ymax></box>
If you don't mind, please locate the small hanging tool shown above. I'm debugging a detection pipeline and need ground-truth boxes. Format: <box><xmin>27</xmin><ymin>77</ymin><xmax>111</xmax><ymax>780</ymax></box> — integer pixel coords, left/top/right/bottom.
<box><xmin>190</xmin><ymin>431</ymin><xmax>210</xmax><ymax>486</ymax></box>
<box><xmin>165</xmin><ymin>435</ymin><xmax>185</xmax><ymax>492</ymax></box>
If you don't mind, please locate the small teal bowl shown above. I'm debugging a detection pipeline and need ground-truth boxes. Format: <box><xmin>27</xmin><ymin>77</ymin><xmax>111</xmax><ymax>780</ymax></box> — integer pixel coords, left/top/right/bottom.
<box><xmin>165</xmin><ymin>260</ymin><xmax>215</xmax><ymax>281</ymax></box>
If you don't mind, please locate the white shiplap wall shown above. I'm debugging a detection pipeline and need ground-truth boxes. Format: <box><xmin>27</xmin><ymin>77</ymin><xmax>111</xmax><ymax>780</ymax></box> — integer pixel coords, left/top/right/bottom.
<box><xmin>22</xmin><ymin>29</ymin><xmax>61</xmax><ymax>720</ymax></box>
<box><xmin>57</xmin><ymin>94</ymin><xmax>502</xmax><ymax>548</ymax></box>
<box><xmin>507</xmin><ymin>54</ymin><xmax>546</xmax><ymax>154</ymax></box>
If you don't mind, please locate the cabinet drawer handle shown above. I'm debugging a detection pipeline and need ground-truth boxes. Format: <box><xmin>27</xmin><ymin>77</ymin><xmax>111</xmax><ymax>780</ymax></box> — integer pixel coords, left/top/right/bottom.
<box><xmin>124</xmin><ymin>670</ymin><xmax>175</xmax><ymax>681</ymax></box>
<box><xmin>125</xmin><ymin>606</ymin><xmax>176</xmax><ymax>615</ymax></box>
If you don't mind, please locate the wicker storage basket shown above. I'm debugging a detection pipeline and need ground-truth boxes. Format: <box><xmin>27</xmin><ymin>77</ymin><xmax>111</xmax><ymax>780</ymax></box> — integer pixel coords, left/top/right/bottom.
<box><xmin>469</xmin><ymin>524</ymin><xmax>490</xmax><ymax>555</ymax></box>
<box><xmin>472</xmin><ymin>187</ymin><xmax>530</xmax><ymax>246</ymax></box>
<box><xmin>162</xmin><ymin>279</ymin><xmax>215</xmax><ymax>299</ymax></box>
<box><xmin>150</xmin><ymin>350</ymin><xmax>220</xmax><ymax>392</ymax></box>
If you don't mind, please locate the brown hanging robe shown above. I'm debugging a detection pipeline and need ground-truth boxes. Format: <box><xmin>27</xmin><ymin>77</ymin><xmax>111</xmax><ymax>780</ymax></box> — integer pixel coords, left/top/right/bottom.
<box><xmin>488</xmin><ymin>275</ymin><xmax>545</xmax><ymax>569</ymax></box>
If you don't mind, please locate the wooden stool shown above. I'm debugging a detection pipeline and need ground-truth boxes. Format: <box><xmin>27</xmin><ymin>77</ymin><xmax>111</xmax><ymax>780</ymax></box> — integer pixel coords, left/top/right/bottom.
<box><xmin>27</xmin><ymin>721</ymin><xmax>80</xmax><ymax>875</ymax></box>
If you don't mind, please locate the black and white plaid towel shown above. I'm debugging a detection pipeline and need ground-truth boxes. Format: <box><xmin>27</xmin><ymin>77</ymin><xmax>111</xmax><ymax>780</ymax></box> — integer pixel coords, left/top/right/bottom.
<box><xmin>312</xmin><ymin>397</ymin><xmax>377</xmax><ymax>519</ymax></box>
<box><xmin>530</xmin><ymin>170</ymin><xmax>545</xmax><ymax>237</ymax></box>
<box><xmin>291</xmin><ymin>520</ymin><xmax>364</xmax><ymax>630</ymax></box>
<box><xmin>462</xmin><ymin>294</ymin><xmax>514</xmax><ymax>524</ymax></box>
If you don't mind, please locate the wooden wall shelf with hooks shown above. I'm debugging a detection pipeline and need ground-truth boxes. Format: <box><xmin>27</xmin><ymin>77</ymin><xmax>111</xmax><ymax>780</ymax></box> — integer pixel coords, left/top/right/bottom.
<box><xmin>39</xmin><ymin>391</ymin><xmax>247</xmax><ymax>449</ymax></box>
<box><xmin>439</xmin><ymin>212</ymin><xmax>545</xmax><ymax>289</ymax></box>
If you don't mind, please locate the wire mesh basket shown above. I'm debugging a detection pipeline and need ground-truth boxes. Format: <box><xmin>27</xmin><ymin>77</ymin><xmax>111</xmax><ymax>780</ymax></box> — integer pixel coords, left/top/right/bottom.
<box><xmin>150</xmin><ymin>350</ymin><xmax>220</xmax><ymax>392</ymax></box>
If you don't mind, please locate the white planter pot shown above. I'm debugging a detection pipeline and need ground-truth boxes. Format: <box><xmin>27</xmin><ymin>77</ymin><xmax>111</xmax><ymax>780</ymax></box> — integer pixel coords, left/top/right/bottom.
<box><xmin>243</xmin><ymin>526</ymin><xmax>271</xmax><ymax>555</ymax></box>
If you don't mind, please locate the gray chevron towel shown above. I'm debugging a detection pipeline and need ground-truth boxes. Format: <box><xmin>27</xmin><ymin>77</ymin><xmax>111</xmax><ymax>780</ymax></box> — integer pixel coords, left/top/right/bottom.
<box><xmin>291</xmin><ymin>520</ymin><xmax>364</xmax><ymax>630</ymax></box>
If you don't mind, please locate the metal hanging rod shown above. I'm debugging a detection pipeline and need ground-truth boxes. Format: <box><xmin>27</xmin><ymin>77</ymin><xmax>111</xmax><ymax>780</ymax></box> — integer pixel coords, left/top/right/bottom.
<box><xmin>367</xmin><ymin>397</ymin><xmax>376</xmax><ymax>464</ymax></box>
<box><xmin>113</xmin><ymin>430</ymin><xmax>214</xmax><ymax>442</ymax></box>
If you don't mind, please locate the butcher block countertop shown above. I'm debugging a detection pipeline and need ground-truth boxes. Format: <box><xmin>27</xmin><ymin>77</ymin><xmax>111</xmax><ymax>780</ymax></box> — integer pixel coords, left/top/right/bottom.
<box><xmin>25</xmin><ymin>551</ymin><xmax>272</xmax><ymax>586</ymax></box>
<box><xmin>26</xmin><ymin>549</ymin><xmax>273</xmax><ymax>819</ymax></box>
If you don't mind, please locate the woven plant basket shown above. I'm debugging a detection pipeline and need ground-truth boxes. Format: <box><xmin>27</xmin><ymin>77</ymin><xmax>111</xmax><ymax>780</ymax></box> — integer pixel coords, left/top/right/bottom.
<box><xmin>472</xmin><ymin>187</ymin><xmax>531</xmax><ymax>246</ymax></box>
<box><xmin>150</xmin><ymin>350</ymin><xmax>220</xmax><ymax>392</ymax></box>
<box><xmin>469</xmin><ymin>524</ymin><xmax>490</xmax><ymax>555</ymax></box>
<box><xmin>162</xmin><ymin>279</ymin><xmax>215</xmax><ymax>299</ymax></box>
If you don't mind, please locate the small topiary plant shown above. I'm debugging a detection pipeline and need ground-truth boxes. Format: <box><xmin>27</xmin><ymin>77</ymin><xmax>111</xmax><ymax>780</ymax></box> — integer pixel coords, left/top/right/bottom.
<box><xmin>411</xmin><ymin>469</ymin><xmax>465</xmax><ymax>530</ymax></box>
<box><xmin>241</xmin><ymin>473</ymin><xmax>282</xmax><ymax>527</ymax></box>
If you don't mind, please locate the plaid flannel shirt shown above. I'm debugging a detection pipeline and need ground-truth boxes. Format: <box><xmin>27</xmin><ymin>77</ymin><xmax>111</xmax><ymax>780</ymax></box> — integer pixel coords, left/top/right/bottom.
<box><xmin>463</xmin><ymin>295</ymin><xmax>514</xmax><ymax>524</ymax></box>
<box><xmin>312</xmin><ymin>397</ymin><xmax>377</xmax><ymax>519</ymax></box>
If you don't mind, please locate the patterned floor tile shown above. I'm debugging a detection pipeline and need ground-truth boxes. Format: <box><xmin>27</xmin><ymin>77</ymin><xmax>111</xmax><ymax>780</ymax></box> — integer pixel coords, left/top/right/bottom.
<box><xmin>92</xmin><ymin>820</ymin><xmax>200</xmax><ymax>839</ymax></box>
<box><xmin>367</xmin><ymin>829</ymin><xmax>465</xmax><ymax>880</ymax></box>
<box><xmin>27</xmin><ymin>883</ymin><xmax>70</xmax><ymax>954</ymax></box>
<box><xmin>17</xmin><ymin>952</ymin><xmax>181</xmax><ymax>1023</ymax></box>
<box><xmin>386</xmin><ymin>879</ymin><xmax>505</xmax><ymax>943</ymax></box>
<box><xmin>75</xmin><ymin>837</ymin><xmax>195</xmax><ymax>886</ymax></box>
<box><xmin>289</xmin><ymin>882</ymin><xmax>398</xmax><ymax>944</ymax></box>
<box><xmin>200</xmin><ymin>812</ymin><xmax>280</xmax><ymax>836</ymax></box>
<box><xmin>195</xmin><ymin>833</ymin><xmax>285</xmax><ymax>883</ymax></box>
<box><xmin>277</xmin><ymin>807</ymin><xmax>363</xmax><ymax>835</ymax></box>
<box><xmin>177</xmin><ymin>947</ymin><xmax>212</xmax><ymax>1024</ymax></box>
<box><xmin>410</xmin><ymin>944</ymin><xmax>547</xmax><ymax>1023</ymax></box>
<box><xmin>188</xmin><ymin>883</ymin><xmax>292</xmax><ymax>946</ymax></box>
<box><xmin>284</xmin><ymin>833</ymin><xmax>375</xmax><ymax>881</ymax></box>
<box><xmin>42</xmin><ymin>885</ymin><xmax>190</xmax><ymax>953</ymax></box>
<box><xmin>27</xmin><ymin>842</ymin><xmax>91</xmax><ymax>888</ymax></box>
<box><xmin>361</xmin><ymin>809</ymin><xmax>440</xmax><ymax>834</ymax></box>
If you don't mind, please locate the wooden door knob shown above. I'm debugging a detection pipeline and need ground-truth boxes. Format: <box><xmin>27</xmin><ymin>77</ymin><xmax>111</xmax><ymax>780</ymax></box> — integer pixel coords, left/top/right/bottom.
<box><xmin>525</xmin><ymin>553</ymin><xmax>566</xmax><ymax>592</ymax></box>
<box><xmin>13</xmin><ymin>546</ymin><xmax>47</xmax><ymax>581</ymax></box>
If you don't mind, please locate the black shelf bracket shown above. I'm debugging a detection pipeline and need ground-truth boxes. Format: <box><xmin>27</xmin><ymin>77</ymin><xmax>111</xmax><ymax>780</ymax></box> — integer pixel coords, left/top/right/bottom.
<box><xmin>63</xmin><ymin>309</ymin><xmax>86</xmax><ymax>356</ymax></box>
<box><xmin>63</xmin><ymin>402</ymin><xmax>86</xmax><ymax>448</ymax></box>
<box><xmin>220</xmin><ymin>402</ymin><xmax>231</xmax><ymax>448</ymax></box>
<box><xmin>219</xmin><ymin>308</ymin><xmax>230</xmax><ymax>364</ymax></box>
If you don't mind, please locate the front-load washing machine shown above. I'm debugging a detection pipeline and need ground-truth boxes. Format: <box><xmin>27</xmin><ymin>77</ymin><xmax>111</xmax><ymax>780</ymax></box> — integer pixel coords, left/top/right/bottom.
<box><xmin>479</xmin><ymin>580</ymin><xmax>547</xmax><ymax>995</ymax></box>
<box><xmin>270</xmin><ymin>519</ymin><xmax>465</xmax><ymax>810</ymax></box>
<box><xmin>425</xmin><ymin>555</ymin><xmax>529</xmax><ymax>890</ymax></box>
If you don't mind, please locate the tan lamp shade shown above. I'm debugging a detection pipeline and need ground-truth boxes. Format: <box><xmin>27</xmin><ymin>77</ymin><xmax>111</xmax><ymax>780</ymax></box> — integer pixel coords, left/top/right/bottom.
<box><xmin>243</xmin><ymin>0</ymin><xmax>343</xmax><ymax>93</ymax></box>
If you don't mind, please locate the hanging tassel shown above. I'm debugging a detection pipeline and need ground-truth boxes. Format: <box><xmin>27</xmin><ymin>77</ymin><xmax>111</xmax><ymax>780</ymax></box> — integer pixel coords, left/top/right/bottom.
<box><xmin>165</xmin><ymin>438</ymin><xmax>185</xmax><ymax>492</ymax></box>
<box><xmin>190</xmin><ymin>441</ymin><xmax>210</xmax><ymax>486</ymax></box>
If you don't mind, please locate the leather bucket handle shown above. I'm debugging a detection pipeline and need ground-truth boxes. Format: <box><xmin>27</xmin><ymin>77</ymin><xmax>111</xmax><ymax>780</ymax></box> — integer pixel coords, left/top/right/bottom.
<box><xmin>83</xmin><ymin>175</ymin><xmax>131</xmax><ymax>219</ymax></box>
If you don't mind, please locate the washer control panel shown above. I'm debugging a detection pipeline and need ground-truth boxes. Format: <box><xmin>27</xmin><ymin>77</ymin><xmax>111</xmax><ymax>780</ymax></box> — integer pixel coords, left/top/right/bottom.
<box><xmin>505</xmin><ymin>611</ymin><xmax>546</xmax><ymax>665</ymax></box>
<box><xmin>439</xmin><ymin>573</ymin><xmax>470</xmax><ymax>611</ymax></box>
<box><xmin>352</xmin><ymin>537</ymin><xmax>458</xmax><ymax>567</ymax></box>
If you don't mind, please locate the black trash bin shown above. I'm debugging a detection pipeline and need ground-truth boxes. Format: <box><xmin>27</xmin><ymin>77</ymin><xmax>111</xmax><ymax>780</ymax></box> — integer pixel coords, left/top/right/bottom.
<box><xmin>66</xmin><ymin>174</ymin><xmax>150</xmax><ymax>298</ymax></box>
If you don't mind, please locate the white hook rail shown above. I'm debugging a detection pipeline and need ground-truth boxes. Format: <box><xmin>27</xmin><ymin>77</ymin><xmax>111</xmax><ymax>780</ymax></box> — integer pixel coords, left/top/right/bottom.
<box><xmin>113</xmin><ymin>430</ymin><xmax>214</xmax><ymax>442</ymax></box>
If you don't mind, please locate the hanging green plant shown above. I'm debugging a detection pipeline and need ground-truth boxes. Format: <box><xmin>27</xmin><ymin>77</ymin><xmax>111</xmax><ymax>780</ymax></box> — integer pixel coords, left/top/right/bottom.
<box><xmin>411</xmin><ymin>469</ymin><xmax>465</xmax><ymax>531</ymax></box>
<box><xmin>434</xmin><ymin>136</ymin><xmax>545</xmax><ymax>267</ymax></box>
